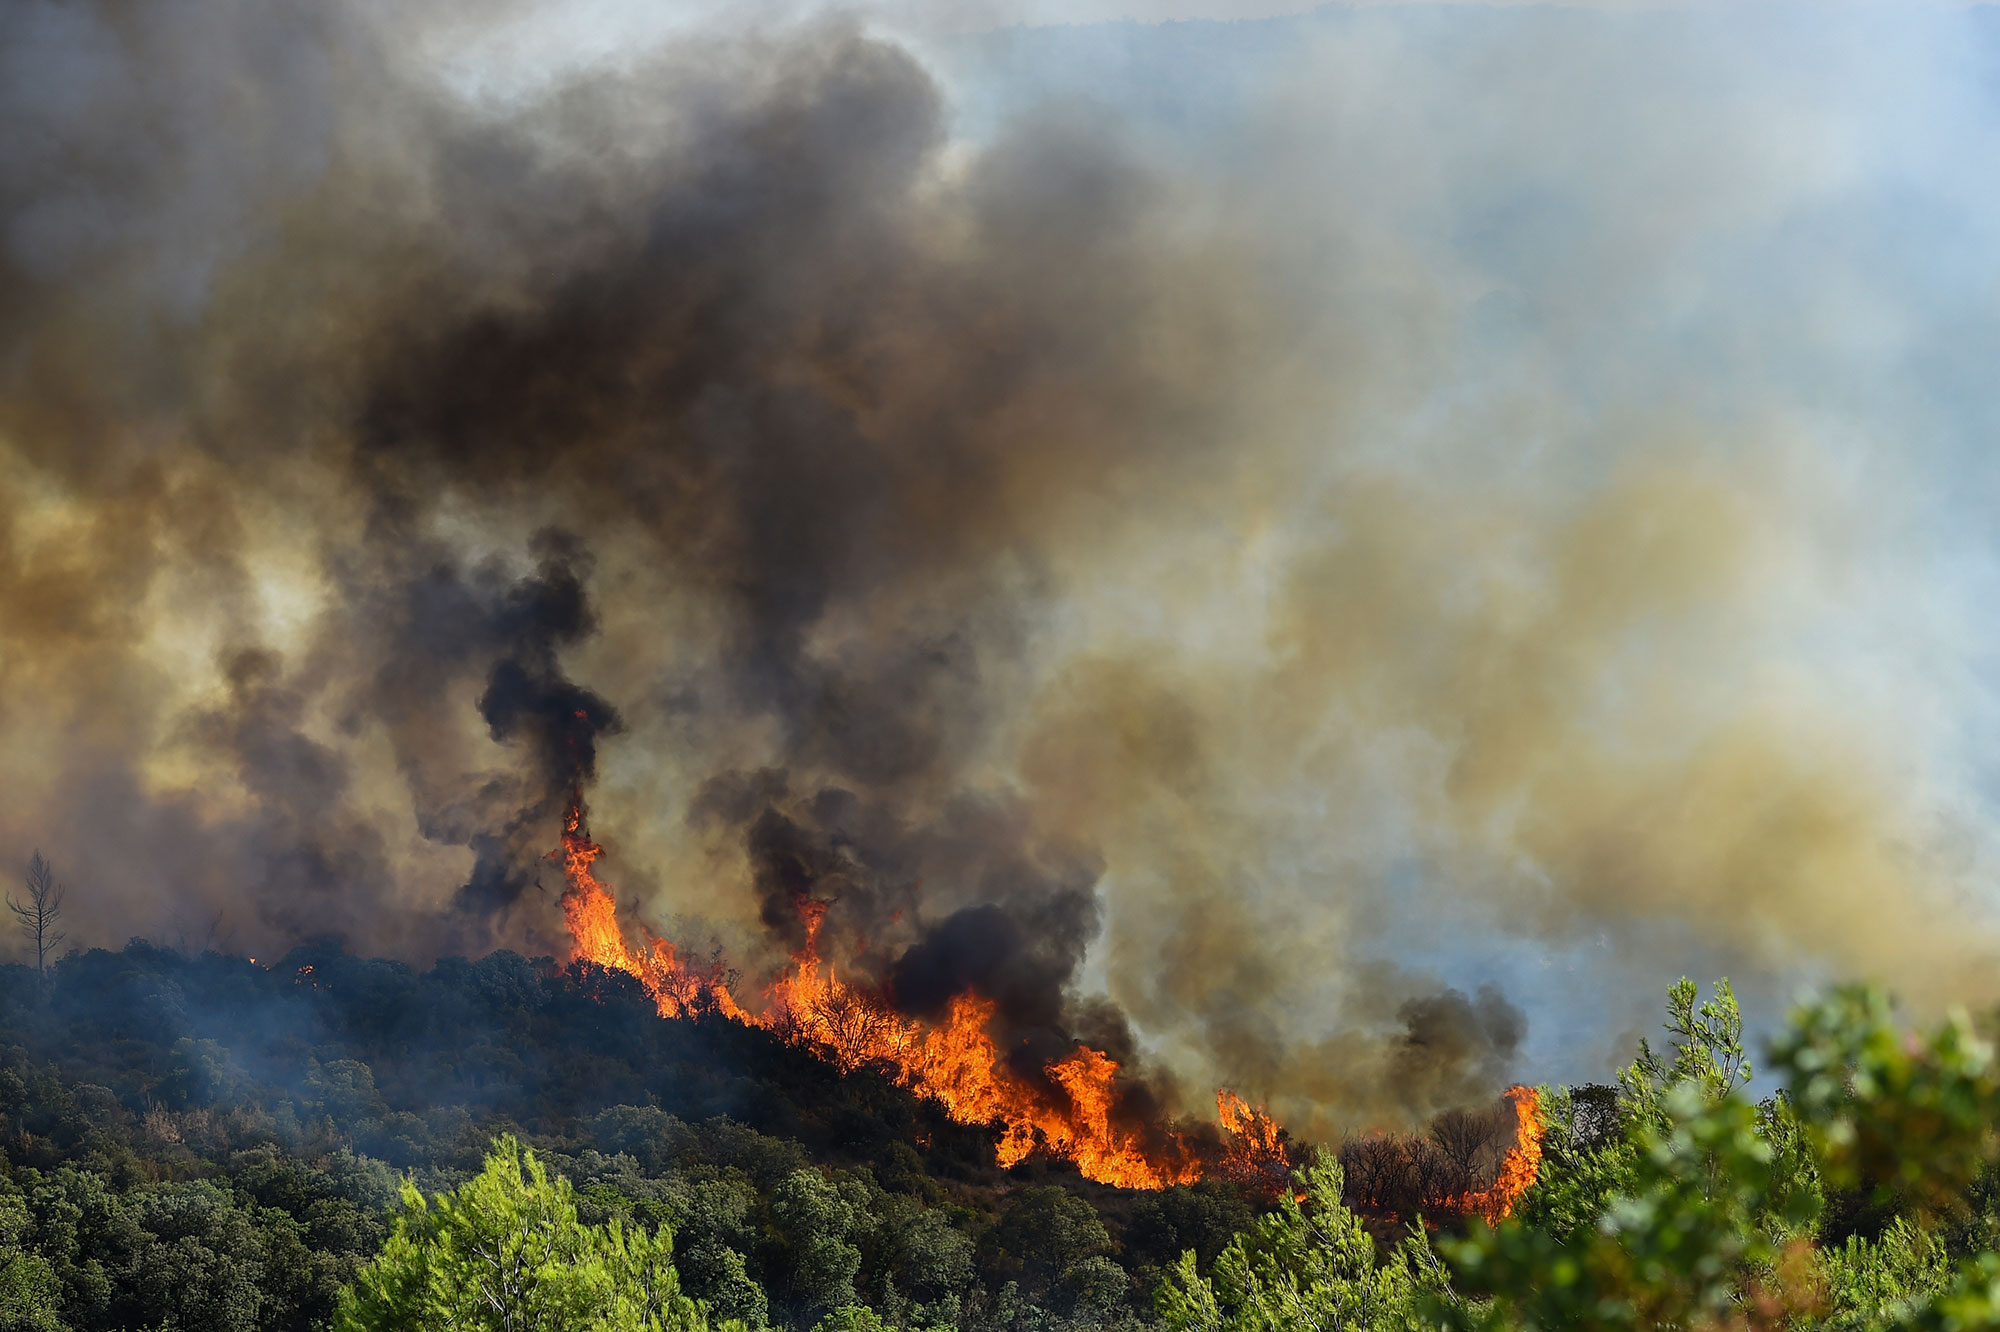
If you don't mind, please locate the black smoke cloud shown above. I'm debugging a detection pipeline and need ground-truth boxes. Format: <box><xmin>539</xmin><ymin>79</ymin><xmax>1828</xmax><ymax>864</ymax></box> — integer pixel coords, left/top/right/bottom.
<box><xmin>891</xmin><ymin>900</ymin><xmax>1099</xmax><ymax>1034</ymax></box>
<box><xmin>0</xmin><ymin>0</ymin><xmax>1563</xmax><ymax>1127</ymax></box>
<box><xmin>689</xmin><ymin>767</ymin><xmax>1110</xmax><ymax>1071</ymax></box>
<box><xmin>159</xmin><ymin>529</ymin><xmax>622</xmax><ymax>952</ymax></box>
<box><xmin>1388</xmin><ymin>986</ymin><xmax>1527</xmax><ymax>1118</ymax></box>
<box><xmin>456</xmin><ymin>533</ymin><xmax>622</xmax><ymax>916</ymax></box>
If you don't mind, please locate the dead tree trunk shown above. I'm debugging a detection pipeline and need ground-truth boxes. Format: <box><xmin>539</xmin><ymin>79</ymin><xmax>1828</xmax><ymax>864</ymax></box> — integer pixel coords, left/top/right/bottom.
<box><xmin>7</xmin><ymin>851</ymin><xmax>67</xmax><ymax>988</ymax></box>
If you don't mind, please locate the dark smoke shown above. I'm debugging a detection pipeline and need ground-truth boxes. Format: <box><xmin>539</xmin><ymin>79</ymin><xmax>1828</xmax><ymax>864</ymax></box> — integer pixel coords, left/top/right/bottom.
<box><xmin>353</xmin><ymin>531</ymin><xmax>623</xmax><ymax>931</ymax></box>
<box><xmin>691</xmin><ymin>769</ymin><xmax>1114</xmax><ymax>1071</ymax></box>
<box><xmin>1388</xmin><ymin>985</ymin><xmax>1527</xmax><ymax>1117</ymax></box>
<box><xmin>153</xmin><ymin>528</ymin><xmax>623</xmax><ymax>951</ymax></box>
<box><xmin>891</xmin><ymin>901</ymin><xmax>1097</xmax><ymax>1030</ymax></box>
<box><xmin>185</xmin><ymin>647</ymin><xmax>397</xmax><ymax>944</ymax></box>
<box><xmin>0</xmin><ymin>0</ymin><xmax>1554</xmax><ymax>1128</ymax></box>
<box><xmin>466</xmin><ymin>533</ymin><xmax>622</xmax><ymax>913</ymax></box>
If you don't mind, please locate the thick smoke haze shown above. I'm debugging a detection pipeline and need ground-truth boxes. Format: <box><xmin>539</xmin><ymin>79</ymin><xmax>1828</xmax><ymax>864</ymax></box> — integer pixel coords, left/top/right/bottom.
<box><xmin>4</xmin><ymin>0</ymin><xmax>2000</xmax><ymax>1135</ymax></box>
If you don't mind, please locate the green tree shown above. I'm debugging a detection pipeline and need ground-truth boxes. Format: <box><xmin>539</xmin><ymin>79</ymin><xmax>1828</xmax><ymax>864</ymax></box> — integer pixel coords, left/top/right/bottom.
<box><xmin>985</xmin><ymin>1185</ymin><xmax>1115</xmax><ymax>1307</ymax></box>
<box><xmin>1157</xmin><ymin>1150</ymin><xmax>1445</xmax><ymax>1332</ymax></box>
<box><xmin>771</xmin><ymin>1169</ymin><xmax>871</xmax><ymax>1321</ymax></box>
<box><xmin>0</xmin><ymin>1190</ymin><xmax>62</xmax><ymax>1332</ymax></box>
<box><xmin>894</xmin><ymin>1209</ymin><xmax>974</xmax><ymax>1304</ymax></box>
<box><xmin>1631</xmin><ymin>977</ymin><xmax>1754</xmax><ymax>1112</ymax></box>
<box><xmin>1814</xmin><ymin>1219</ymin><xmax>1953</xmax><ymax>1332</ymax></box>
<box><xmin>813</xmin><ymin>1307</ymin><xmax>891</xmax><ymax>1332</ymax></box>
<box><xmin>1444</xmin><ymin>982</ymin><xmax>2000</xmax><ymax>1332</ymax></box>
<box><xmin>665</xmin><ymin>1175</ymin><xmax>767</xmax><ymax>1326</ymax></box>
<box><xmin>335</xmin><ymin>1135</ymin><xmax>706</xmax><ymax>1332</ymax></box>
<box><xmin>127</xmin><ymin>1180</ymin><xmax>270</xmax><ymax>1331</ymax></box>
<box><xmin>1515</xmin><ymin>977</ymin><xmax>1808</xmax><ymax>1255</ymax></box>
<box><xmin>1442</xmin><ymin>1079</ymin><xmax>1818</xmax><ymax>1332</ymax></box>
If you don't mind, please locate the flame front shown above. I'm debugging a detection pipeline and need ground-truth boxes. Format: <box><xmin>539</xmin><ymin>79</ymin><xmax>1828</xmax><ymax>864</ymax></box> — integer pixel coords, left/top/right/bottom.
<box><xmin>560</xmin><ymin>792</ymin><xmax>1533</xmax><ymax>1205</ymax></box>
<box><xmin>557</xmin><ymin>806</ymin><xmax>747</xmax><ymax>1022</ymax></box>
<box><xmin>554</xmin><ymin>802</ymin><xmax>1253</xmax><ymax>1189</ymax></box>
<box><xmin>1457</xmin><ymin>1084</ymin><xmax>1544</xmax><ymax>1224</ymax></box>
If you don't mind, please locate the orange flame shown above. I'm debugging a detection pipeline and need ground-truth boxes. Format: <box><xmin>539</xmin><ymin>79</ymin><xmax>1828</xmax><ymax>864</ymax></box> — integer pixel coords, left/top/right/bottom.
<box><xmin>755</xmin><ymin>906</ymin><xmax>1201</xmax><ymax>1188</ymax></box>
<box><xmin>557</xmin><ymin>806</ymin><xmax>748</xmax><ymax>1022</ymax></box>
<box><xmin>1216</xmin><ymin>1090</ymin><xmax>1292</xmax><ymax>1191</ymax></box>
<box><xmin>1457</xmin><ymin>1085</ymin><xmax>1544</xmax><ymax>1224</ymax></box>
<box><xmin>554</xmin><ymin>800</ymin><xmax>1272</xmax><ymax>1190</ymax></box>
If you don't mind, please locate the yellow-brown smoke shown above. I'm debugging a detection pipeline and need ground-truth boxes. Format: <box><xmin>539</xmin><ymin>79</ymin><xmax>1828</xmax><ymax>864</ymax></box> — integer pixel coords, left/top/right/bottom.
<box><xmin>1</xmin><ymin>0</ymin><xmax>1995</xmax><ymax>1130</ymax></box>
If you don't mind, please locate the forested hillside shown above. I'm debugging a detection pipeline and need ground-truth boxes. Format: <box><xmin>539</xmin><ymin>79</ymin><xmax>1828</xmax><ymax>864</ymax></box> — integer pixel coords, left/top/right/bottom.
<box><xmin>0</xmin><ymin>943</ymin><xmax>1260</xmax><ymax>1331</ymax></box>
<box><xmin>11</xmin><ymin>949</ymin><xmax>2000</xmax><ymax>1331</ymax></box>
<box><xmin>7</xmin><ymin>940</ymin><xmax>2000</xmax><ymax>1320</ymax></box>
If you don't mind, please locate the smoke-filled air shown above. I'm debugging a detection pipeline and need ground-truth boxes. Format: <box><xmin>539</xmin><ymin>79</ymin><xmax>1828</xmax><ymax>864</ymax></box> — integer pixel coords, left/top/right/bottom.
<box><xmin>6</xmin><ymin>0</ymin><xmax>2000</xmax><ymax>1165</ymax></box>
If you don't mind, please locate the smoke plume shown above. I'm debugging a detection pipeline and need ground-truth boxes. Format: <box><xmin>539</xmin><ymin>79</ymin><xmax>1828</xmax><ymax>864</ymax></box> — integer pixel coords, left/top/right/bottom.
<box><xmin>5</xmin><ymin>0</ymin><xmax>1999</xmax><ymax>1132</ymax></box>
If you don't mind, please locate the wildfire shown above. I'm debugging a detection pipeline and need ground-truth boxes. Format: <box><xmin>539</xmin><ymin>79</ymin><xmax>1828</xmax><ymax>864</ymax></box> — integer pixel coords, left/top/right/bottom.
<box><xmin>1457</xmin><ymin>1084</ymin><xmax>1544</xmax><ymax>1224</ymax></box>
<box><xmin>552</xmin><ymin>802</ymin><xmax>1277</xmax><ymax>1189</ymax></box>
<box><xmin>557</xmin><ymin>805</ymin><xmax>748</xmax><ymax>1023</ymax></box>
<box><xmin>1217</xmin><ymin>1090</ymin><xmax>1293</xmax><ymax>1192</ymax></box>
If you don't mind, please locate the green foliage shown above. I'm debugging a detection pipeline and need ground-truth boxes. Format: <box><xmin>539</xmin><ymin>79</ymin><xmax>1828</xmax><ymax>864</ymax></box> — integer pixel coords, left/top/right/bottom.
<box><xmin>335</xmin><ymin>1135</ymin><xmax>708</xmax><ymax>1332</ymax></box>
<box><xmin>0</xmin><ymin>1159</ymin><xmax>363</xmax><ymax>1332</ymax></box>
<box><xmin>983</xmin><ymin>1186</ymin><xmax>1114</xmax><ymax>1305</ymax></box>
<box><xmin>0</xmin><ymin>1189</ymin><xmax>62</xmax><ymax>1332</ymax></box>
<box><xmin>1629</xmin><ymin>977</ymin><xmax>1754</xmax><ymax>1112</ymax></box>
<box><xmin>892</xmin><ymin>1208</ymin><xmax>975</xmax><ymax>1303</ymax></box>
<box><xmin>1508</xmin><ymin>1082</ymin><xmax>1634</xmax><ymax>1247</ymax></box>
<box><xmin>126</xmin><ymin>1180</ymin><xmax>272</xmax><ymax>1331</ymax></box>
<box><xmin>1446</xmin><ymin>981</ymin><xmax>2000</xmax><ymax>1332</ymax></box>
<box><xmin>1444</xmin><ymin>1080</ymin><xmax>1818</xmax><ymax>1332</ymax></box>
<box><xmin>772</xmin><ymin>1169</ymin><xmax>874</xmax><ymax>1321</ymax></box>
<box><xmin>1773</xmin><ymin>985</ymin><xmax>2000</xmax><ymax>1220</ymax></box>
<box><xmin>1124</xmin><ymin>1186</ymin><xmax>1257</xmax><ymax>1295</ymax></box>
<box><xmin>1814</xmin><ymin>1219</ymin><xmax>1953</xmax><ymax>1331</ymax></box>
<box><xmin>1156</xmin><ymin>1151</ymin><xmax>1443</xmax><ymax>1332</ymax></box>
<box><xmin>815</xmin><ymin>1307</ymin><xmax>893</xmax><ymax>1332</ymax></box>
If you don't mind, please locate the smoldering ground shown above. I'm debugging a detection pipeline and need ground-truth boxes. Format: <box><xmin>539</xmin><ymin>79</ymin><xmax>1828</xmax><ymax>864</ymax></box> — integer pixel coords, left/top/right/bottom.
<box><xmin>4</xmin><ymin>0</ymin><xmax>2000</xmax><ymax>1132</ymax></box>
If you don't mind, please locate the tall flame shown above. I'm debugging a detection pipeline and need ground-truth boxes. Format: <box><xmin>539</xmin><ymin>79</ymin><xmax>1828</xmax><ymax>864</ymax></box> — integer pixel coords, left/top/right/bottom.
<box><xmin>1457</xmin><ymin>1084</ymin><xmax>1544</xmax><ymax>1224</ymax></box>
<box><xmin>557</xmin><ymin>805</ymin><xmax>747</xmax><ymax>1022</ymax></box>
<box><xmin>553</xmin><ymin>802</ymin><xmax>1267</xmax><ymax>1189</ymax></box>
<box><xmin>1216</xmin><ymin>1089</ymin><xmax>1292</xmax><ymax>1192</ymax></box>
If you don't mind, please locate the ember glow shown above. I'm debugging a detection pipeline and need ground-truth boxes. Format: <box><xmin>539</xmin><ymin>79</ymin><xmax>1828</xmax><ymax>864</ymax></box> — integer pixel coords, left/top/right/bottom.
<box><xmin>557</xmin><ymin>800</ymin><xmax>1290</xmax><ymax>1189</ymax></box>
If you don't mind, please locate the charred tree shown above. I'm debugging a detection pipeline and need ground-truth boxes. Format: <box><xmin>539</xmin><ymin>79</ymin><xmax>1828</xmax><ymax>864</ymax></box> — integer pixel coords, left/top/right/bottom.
<box><xmin>7</xmin><ymin>851</ymin><xmax>67</xmax><ymax>987</ymax></box>
<box><xmin>1428</xmin><ymin>1101</ymin><xmax>1516</xmax><ymax>1195</ymax></box>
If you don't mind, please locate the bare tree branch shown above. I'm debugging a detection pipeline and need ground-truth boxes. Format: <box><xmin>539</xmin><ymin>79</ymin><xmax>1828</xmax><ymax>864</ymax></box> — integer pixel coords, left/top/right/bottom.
<box><xmin>7</xmin><ymin>850</ymin><xmax>68</xmax><ymax>986</ymax></box>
